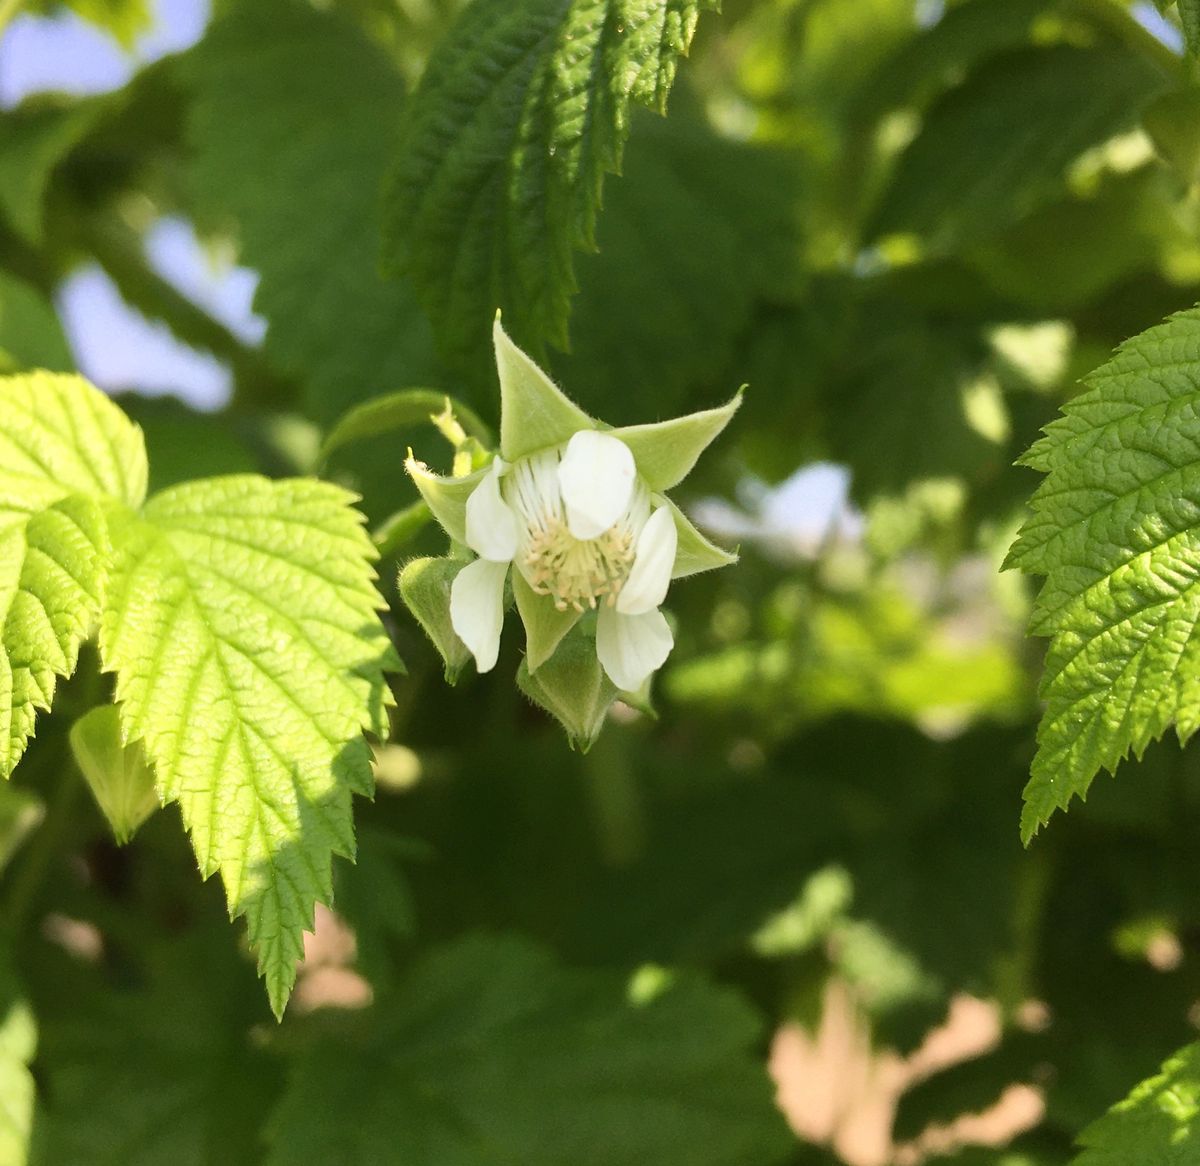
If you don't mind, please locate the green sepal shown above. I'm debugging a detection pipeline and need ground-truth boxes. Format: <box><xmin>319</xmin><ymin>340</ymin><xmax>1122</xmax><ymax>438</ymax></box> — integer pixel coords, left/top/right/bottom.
<box><xmin>517</xmin><ymin>625</ymin><xmax>618</xmax><ymax>751</ymax></box>
<box><xmin>495</xmin><ymin>317</ymin><xmax>594</xmax><ymax>462</ymax></box>
<box><xmin>513</xmin><ymin>571</ymin><xmax>582</xmax><ymax>672</ymax></box>
<box><xmin>612</xmin><ymin>390</ymin><xmax>744</xmax><ymax>492</ymax></box>
<box><xmin>405</xmin><ymin>458</ymin><xmax>488</xmax><ymax>546</ymax></box>
<box><xmin>660</xmin><ymin>497</ymin><xmax>738</xmax><ymax>580</ymax></box>
<box><xmin>398</xmin><ymin>556</ymin><xmax>472</xmax><ymax>682</ymax></box>
<box><xmin>69</xmin><ymin>705</ymin><xmax>159</xmax><ymax>845</ymax></box>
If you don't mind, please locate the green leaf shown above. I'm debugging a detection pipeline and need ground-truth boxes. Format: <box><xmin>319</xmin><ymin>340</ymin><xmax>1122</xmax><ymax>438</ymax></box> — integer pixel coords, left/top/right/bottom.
<box><xmin>185</xmin><ymin>0</ymin><xmax>437</xmax><ymax>423</ymax></box>
<box><xmin>99</xmin><ymin>475</ymin><xmax>399</xmax><ymax>1017</ymax></box>
<box><xmin>0</xmin><ymin>271</ymin><xmax>73</xmax><ymax>374</ymax></box>
<box><xmin>1073</xmin><ymin>1042</ymin><xmax>1200</xmax><ymax>1163</ymax></box>
<box><xmin>0</xmin><ymin>372</ymin><xmax>148</xmax><ymax>777</ymax></box>
<box><xmin>496</xmin><ymin>317</ymin><xmax>594</xmax><ymax>461</ymax></box>
<box><xmin>557</xmin><ymin>111</ymin><xmax>798</xmax><ymax>421</ymax></box>
<box><xmin>613</xmin><ymin>391</ymin><xmax>742</xmax><ymax>493</ymax></box>
<box><xmin>69</xmin><ymin>705</ymin><xmax>159</xmax><ymax>845</ymax></box>
<box><xmin>872</xmin><ymin>45</ymin><xmax>1166</xmax><ymax>251</ymax></box>
<box><xmin>30</xmin><ymin>931</ymin><xmax>278</xmax><ymax>1166</ymax></box>
<box><xmin>266</xmin><ymin>934</ymin><xmax>793</xmax><ymax>1166</ymax></box>
<box><xmin>0</xmin><ymin>98</ymin><xmax>107</xmax><ymax>244</ymax></box>
<box><xmin>0</xmin><ymin>959</ymin><xmax>35</xmax><ymax>1166</ymax></box>
<box><xmin>1008</xmin><ymin>306</ymin><xmax>1200</xmax><ymax>840</ymax></box>
<box><xmin>387</xmin><ymin>0</ymin><xmax>718</xmax><ymax>372</ymax></box>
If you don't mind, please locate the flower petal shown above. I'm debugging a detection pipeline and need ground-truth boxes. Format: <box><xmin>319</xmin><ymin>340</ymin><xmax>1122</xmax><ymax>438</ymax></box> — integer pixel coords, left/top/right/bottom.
<box><xmin>449</xmin><ymin>558</ymin><xmax>509</xmax><ymax>673</ymax></box>
<box><xmin>465</xmin><ymin>461</ymin><xmax>519</xmax><ymax>562</ymax></box>
<box><xmin>596</xmin><ymin>604</ymin><xmax>673</xmax><ymax>692</ymax></box>
<box><xmin>617</xmin><ymin>506</ymin><xmax>677</xmax><ymax>615</ymax></box>
<box><xmin>557</xmin><ymin>430</ymin><xmax>636</xmax><ymax>540</ymax></box>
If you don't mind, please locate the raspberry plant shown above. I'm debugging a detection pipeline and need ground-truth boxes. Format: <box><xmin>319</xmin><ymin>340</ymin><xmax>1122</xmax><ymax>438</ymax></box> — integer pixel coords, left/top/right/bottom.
<box><xmin>5</xmin><ymin>1</ymin><xmax>1200</xmax><ymax>1163</ymax></box>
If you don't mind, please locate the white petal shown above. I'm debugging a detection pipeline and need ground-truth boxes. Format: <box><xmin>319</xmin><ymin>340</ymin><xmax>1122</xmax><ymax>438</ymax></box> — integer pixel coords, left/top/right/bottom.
<box><xmin>465</xmin><ymin>461</ymin><xmax>519</xmax><ymax>562</ymax></box>
<box><xmin>596</xmin><ymin>605</ymin><xmax>673</xmax><ymax>692</ymax></box>
<box><xmin>617</xmin><ymin>506</ymin><xmax>678</xmax><ymax>615</ymax></box>
<box><xmin>450</xmin><ymin>558</ymin><xmax>509</xmax><ymax>673</ymax></box>
<box><xmin>557</xmin><ymin>430</ymin><xmax>636</xmax><ymax>540</ymax></box>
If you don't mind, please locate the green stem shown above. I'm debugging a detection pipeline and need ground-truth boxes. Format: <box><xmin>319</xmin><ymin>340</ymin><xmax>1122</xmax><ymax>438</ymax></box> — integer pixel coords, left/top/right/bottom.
<box><xmin>582</xmin><ymin>729</ymin><xmax>645</xmax><ymax>868</ymax></box>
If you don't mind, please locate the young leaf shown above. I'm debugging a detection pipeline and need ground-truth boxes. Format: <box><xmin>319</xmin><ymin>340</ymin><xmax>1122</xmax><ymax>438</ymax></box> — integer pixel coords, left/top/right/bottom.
<box><xmin>0</xmin><ymin>373</ymin><xmax>148</xmax><ymax>777</ymax></box>
<box><xmin>1073</xmin><ymin>1042</ymin><xmax>1200</xmax><ymax>1163</ymax></box>
<box><xmin>99</xmin><ymin>476</ymin><xmax>399</xmax><ymax>1017</ymax></box>
<box><xmin>266</xmin><ymin>934</ymin><xmax>793</xmax><ymax>1166</ymax></box>
<box><xmin>387</xmin><ymin>0</ymin><xmax>719</xmax><ymax>372</ymax></box>
<box><xmin>1008</xmin><ymin>306</ymin><xmax>1200</xmax><ymax>840</ymax></box>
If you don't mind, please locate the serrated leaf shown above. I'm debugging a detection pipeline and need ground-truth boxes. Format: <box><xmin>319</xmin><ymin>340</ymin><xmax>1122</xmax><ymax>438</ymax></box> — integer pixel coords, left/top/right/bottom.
<box><xmin>387</xmin><ymin>0</ymin><xmax>719</xmax><ymax>373</ymax></box>
<box><xmin>557</xmin><ymin>111</ymin><xmax>798</xmax><ymax>420</ymax></box>
<box><xmin>186</xmin><ymin>0</ymin><xmax>438</xmax><ymax>424</ymax></box>
<box><xmin>266</xmin><ymin>934</ymin><xmax>793</xmax><ymax>1166</ymax></box>
<box><xmin>1072</xmin><ymin>1041</ymin><xmax>1200</xmax><ymax>1163</ymax></box>
<box><xmin>0</xmin><ymin>372</ymin><xmax>147</xmax><ymax>777</ymax></box>
<box><xmin>872</xmin><ymin>45</ymin><xmax>1165</xmax><ymax>251</ymax></box>
<box><xmin>0</xmin><ymin>271</ymin><xmax>73</xmax><ymax>374</ymax></box>
<box><xmin>1008</xmin><ymin>306</ymin><xmax>1200</xmax><ymax>840</ymax></box>
<box><xmin>99</xmin><ymin>475</ymin><xmax>399</xmax><ymax>1016</ymax></box>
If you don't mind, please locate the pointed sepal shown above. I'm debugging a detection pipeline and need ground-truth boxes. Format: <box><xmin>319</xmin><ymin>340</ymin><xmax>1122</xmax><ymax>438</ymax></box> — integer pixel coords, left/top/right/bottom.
<box><xmin>513</xmin><ymin>571</ymin><xmax>582</xmax><ymax>672</ymax></box>
<box><xmin>405</xmin><ymin>457</ymin><xmax>488</xmax><ymax>546</ymax></box>
<box><xmin>69</xmin><ymin>705</ymin><xmax>159</xmax><ymax>845</ymax></box>
<box><xmin>398</xmin><ymin>556</ymin><xmax>473</xmax><ymax>682</ymax></box>
<box><xmin>612</xmin><ymin>390</ymin><xmax>744</xmax><ymax>492</ymax></box>
<box><xmin>660</xmin><ymin>497</ymin><xmax>738</xmax><ymax>580</ymax></box>
<box><xmin>494</xmin><ymin>316</ymin><xmax>594</xmax><ymax>461</ymax></box>
<box><xmin>516</xmin><ymin>624</ymin><xmax>618</xmax><ymax>751</ymax></box>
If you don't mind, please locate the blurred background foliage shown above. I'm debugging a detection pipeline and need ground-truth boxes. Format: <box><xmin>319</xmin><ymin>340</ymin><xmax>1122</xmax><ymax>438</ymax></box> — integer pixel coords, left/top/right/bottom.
<box><xmin>4</xmin><ymin>0</ymin><xmax>1200</xmax><ymax>1162</ymax></box>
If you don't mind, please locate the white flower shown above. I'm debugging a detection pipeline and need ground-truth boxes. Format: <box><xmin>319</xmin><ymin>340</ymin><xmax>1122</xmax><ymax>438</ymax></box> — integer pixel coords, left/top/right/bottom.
<box><xmin>450</xmin><ymin>429</ymin><xmax>679</xmax><ymax>691</ymax></box>
<box><xmin>406</xmin><ymin>318</ymin><xmax>740</xmax><ymax>696</ymax></box>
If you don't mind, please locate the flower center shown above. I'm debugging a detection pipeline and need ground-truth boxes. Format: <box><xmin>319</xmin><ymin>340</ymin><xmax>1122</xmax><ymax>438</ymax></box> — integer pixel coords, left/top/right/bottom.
<box><xmin>502</xmin><ymin>448</ymin><xmax>647</xmax><ymax>612</ymax></box>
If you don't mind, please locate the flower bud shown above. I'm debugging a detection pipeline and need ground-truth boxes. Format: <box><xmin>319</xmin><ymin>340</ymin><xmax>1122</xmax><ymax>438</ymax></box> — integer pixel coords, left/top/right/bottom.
<box><xmin>69</xmin><ymin>706</ymin><xmax>158</xmax><ymax>845</ymax></box>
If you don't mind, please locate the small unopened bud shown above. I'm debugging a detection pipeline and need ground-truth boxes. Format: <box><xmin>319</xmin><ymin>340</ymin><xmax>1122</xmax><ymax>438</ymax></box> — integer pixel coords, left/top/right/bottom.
<box><xmin>70</xmin><ymin>706</ymin><xmax>158</xmax><ymax>845</ymax></box>
<box><xmin>399</xmin><ymin>557</ymin><xmax>473</xmax><ymax>682</ymax></box>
